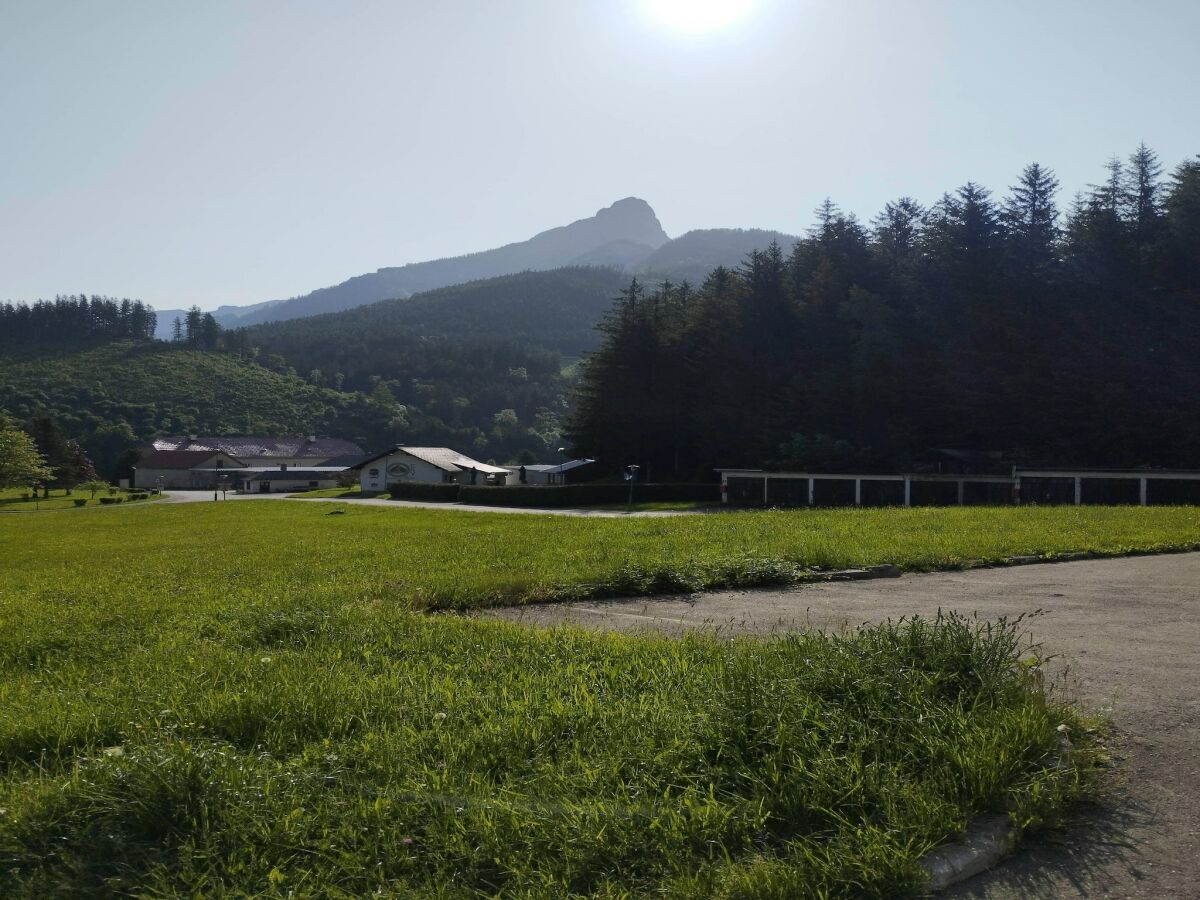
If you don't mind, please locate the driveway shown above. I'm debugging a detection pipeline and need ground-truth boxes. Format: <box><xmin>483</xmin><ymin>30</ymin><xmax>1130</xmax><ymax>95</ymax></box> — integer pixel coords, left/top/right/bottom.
<box><xmin>486</xmin><ymin>554</ymin><xmax>1200</xmax><ymax>898</ymax></box>
<box><xmin>160</xmin><ymin>490</ymin><xmax>703</xmax><ymax>517</ymax></box>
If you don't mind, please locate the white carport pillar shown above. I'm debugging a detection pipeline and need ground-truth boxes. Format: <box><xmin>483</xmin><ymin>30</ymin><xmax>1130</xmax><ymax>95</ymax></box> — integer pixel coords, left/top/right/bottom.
<box><xmin>1074</xmin><ymin>477</ymin><xmax>1082</xmax><ymax>505</ymax></box>
<box><xmin>762</xmin><ymin>475</ymin><xmax>769</xmax><ymax>506</ymax></box>
<box><xmin>1139</xmin><ymin>478</ymin><xmax>1148</xmax><ymax>506</ymax></box>
<box><xmin>903</xmin><ymin>477</ymin><xmax>911</xmax><ymax>507</ymax></box>
<box><xmin>807</xmin><ymin>477</ymin><xmax>815</xmax><ymax>507</ymax></box>
<box><xmin>854</xmin><ymin>479</ymin><xmax>862</xmax><ymax>506</ymax></box>
<box><xmin>957</xmin><ymin>480</ymin><xmax>965</xmax><ymax>506</ymax></box>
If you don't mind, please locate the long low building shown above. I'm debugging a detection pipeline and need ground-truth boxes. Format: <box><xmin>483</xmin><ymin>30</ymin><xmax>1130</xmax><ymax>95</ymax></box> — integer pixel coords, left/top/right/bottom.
<box><xmin>132</xmin><ymin>435</ymin><xmax>364</xmax><ymax>489</ymax></box>
<box><xmin>717</xmin><ymin>468</ymin><xmax>1200</xmax><ymax>507</ymax></box>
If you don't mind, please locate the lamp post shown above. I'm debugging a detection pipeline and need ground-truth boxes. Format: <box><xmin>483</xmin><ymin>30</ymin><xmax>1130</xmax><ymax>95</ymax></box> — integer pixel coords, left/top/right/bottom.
<box><xmin>554</xmin><ymin>446</ymin><xmax>568</xmax><ymax>487</ymax></box>
<box><xmin>624</xmin><ymin>464</ymin><xmax>640</xmax><ymax>509</ymax></box>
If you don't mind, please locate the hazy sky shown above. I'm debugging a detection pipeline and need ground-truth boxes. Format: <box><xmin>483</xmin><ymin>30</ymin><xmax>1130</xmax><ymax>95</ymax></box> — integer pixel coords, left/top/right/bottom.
<box><xmin>3</xmin><ymin>0</ymin><xmax>1198</xmax><ymax>311</ymax></box>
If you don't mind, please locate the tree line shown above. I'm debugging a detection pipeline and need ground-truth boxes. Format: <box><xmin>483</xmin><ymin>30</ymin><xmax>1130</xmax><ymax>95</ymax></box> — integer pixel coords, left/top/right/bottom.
<box><xmin>0</xmin><ymin>409</ymin><xmax>102</xmax><ymax>495</ymax></box>
<box><xmin>567</xmin><ymin>146</ymin><xmax>1200</xmax><ymax>478</ymax></box>
<box><xmin>0</xmin><ymin>295</ymin><xmax>157</xmax><ymax>349</ymax></box>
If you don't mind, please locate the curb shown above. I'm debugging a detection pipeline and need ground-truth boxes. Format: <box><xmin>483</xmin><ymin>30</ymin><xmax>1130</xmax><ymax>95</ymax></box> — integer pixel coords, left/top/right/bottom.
<box><xmin>920</xmin><ymin>814</ymin><xmax>1018</xmax><ymax>892</ymax></box>
<box><xmin>808</xmin><ymin>546</ymin><xmax>1200</xmax><ymax>586</ymax></box>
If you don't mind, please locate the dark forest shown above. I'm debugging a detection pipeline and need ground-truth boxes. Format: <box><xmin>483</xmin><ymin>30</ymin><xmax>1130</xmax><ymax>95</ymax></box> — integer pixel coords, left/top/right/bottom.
<box><xmin>567</xmin><ymin>147</ymin><xmax>1200</xmax><ymax>477</ymax></box>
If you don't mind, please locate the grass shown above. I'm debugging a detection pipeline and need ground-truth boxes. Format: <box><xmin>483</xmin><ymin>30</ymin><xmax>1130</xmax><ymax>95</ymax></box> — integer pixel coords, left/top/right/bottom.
<box><xmin>291</xmin><ymin>485</ymin><xmax>361</xmax><ymax>498</ymax></box>
<box><xmin>0</xmin><ymin>487</ymin><xmax>151</xmax><ymax>512</ymax></box>
<box><xmin>0</xmin><ymin>502</ymin><xmax>1166</xmax><ymax>895</ymax></box>
<box><xmin>5</xmin><ymin>501</ymin><xmax>1194</xmax><ymax>610</ymax></box>
<box><xmin>0</xmin><ymin>606</ymin><xmax>1098</xmax><ymax>897</ymax></box>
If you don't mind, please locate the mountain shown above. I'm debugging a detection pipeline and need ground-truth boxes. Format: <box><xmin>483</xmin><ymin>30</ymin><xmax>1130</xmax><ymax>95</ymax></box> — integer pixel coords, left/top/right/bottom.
<box><xmin>147</xmin><ymin>206</ymin><xmax>797</xmax><ymax>337</ymax></box>
<box><xmin>636</xmin><ymin>228</ymin><xmax>798</xmax><ymax>284</ymax></box>
<box><xmin>232</xmin><ymin>197</ymin><xmax>668</xmax><ymax>328</ymax></box>
<box><xmin>152</xmin><ymin>298</ymin><xmax>288</xmax><ymax>339</ymax></box>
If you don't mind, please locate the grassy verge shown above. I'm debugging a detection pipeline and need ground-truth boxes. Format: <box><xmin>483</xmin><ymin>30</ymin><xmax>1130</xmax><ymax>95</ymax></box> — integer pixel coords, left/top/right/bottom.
<box><xmin>0</xmin><ymin>487</ymin><xmax>152</xmax><ymax>512</ymax></box>
<box><xmin>290</xmin><ymin>485</ymin><xmax>360</xmax><ymax>499</ymax></box>
<box><xmin>0</xmin><ymin>599</ymin><xmax>1100</xmax><ymax>897</ymax></box>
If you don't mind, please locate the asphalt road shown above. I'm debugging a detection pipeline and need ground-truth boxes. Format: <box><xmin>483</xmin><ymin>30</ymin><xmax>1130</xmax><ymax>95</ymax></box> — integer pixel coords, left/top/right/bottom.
<box><xmin>486</xmin><ymin>554</ymin><xmax>1200</xmax><ymax>898</ymax></box>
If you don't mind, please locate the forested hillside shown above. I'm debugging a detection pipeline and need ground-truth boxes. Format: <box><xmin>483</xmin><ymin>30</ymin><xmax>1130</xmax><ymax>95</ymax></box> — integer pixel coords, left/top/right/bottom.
<box><xmin>0</xmin><ymin>295</ymin><xmax>157</xmax><ymax>351</ymax></box>
<box><xmin>635</xmin><ymin>228</ymin><xmax>797</xmax><ymax>284</ymax></box>
<box><xmin>569</xmin><ymin>147</ymin><xmax>1200</xmax><ymax>478</ymax></box>
<box><xmin>237</xmin><ymin>267</ymin><xmax>628</xmax><ymax>372</ymax></box>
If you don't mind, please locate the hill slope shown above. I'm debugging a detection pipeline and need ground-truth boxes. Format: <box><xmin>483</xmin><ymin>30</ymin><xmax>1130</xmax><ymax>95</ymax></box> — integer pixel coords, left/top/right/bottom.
<box><xmin>636</xmin><ymin>228</ymin><xmax>798</xmax><ymax>284</ymax></box>
<box><xmin>231</xmin><ymin>198</ymin><xmax>667</xmax><ymax>329</ymax></box>
<box><xmin>0</xmin><ymin>342</ymin><xmax>343</xmax><ymax>442</ymax></box>
<box><xmin>238</xmin><ymin>266</ymin><xmax>628</xmax><ymax>376</ymax></box>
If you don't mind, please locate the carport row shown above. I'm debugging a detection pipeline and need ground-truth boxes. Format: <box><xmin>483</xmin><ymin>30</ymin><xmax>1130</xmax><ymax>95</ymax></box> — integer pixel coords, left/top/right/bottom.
<box><xmin>717</xmin><ymin>468</ymin><xmax>1200</xmax><ymax>507</ymax></box>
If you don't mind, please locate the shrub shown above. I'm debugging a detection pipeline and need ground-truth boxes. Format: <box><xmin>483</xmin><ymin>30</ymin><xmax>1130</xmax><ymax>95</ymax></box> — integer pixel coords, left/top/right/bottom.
<box><xmin>459</xmin><ymin>483</ymin><xmax>719</xmax><ymax>508</ymax></box>
<box><xmin>73</xmin><ymin>498</ymin><xmax>87</xmax><ymax>507</ymax></box>
<box><xmin>99</xmin><ymin>497</ymin><xmax>121</xmax><ymax>505</ymax></box>
<box><xmin>387</xmin><ymin>482</ymin><xmax>461</xmax><ymax>502</ymax></box>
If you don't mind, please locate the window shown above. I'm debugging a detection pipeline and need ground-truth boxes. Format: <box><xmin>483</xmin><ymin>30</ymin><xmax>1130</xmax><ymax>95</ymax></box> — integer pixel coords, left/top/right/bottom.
<box><xmin>368</xmin><ymin>468</ymin><xmax>380</xmax><ymax>477</ymax></box>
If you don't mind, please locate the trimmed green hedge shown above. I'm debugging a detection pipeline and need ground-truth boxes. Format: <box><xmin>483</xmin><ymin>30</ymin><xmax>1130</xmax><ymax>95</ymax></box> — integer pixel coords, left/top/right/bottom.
<box><xmin>459</xmin><ymin>483</ymin><xmax>718</xmax><ymax>508</ymax></box>
<box><xmin>386</xmin><ymin>482</ymin><xmax>719</xmax><ymax>507</ymax></box>
<box><xmin>387</xmin><ymin>483</ymin><xmax>461</xmax><ymax>502</ymax></box>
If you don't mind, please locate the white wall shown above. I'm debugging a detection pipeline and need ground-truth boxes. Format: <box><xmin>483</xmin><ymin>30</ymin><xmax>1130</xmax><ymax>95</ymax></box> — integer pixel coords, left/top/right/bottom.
<box><xmin>503</xmin><ymin>466</ymin><xmax>554</xmax><ymax>485</ymax></box>
<box><xmin>360</xmin><ymin>452</ymin><xmax>449</xmax><ymax>493</ymax></box>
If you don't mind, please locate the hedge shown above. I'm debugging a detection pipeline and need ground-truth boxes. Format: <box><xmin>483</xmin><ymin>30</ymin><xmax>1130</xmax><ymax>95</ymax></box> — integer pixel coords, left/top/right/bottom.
<box><xmin>387</xmin><ymin>483</ymin><xmax>462</xmax><ymax>503</ymax></box>
<box><xmin>458</xmin><ymin>483</ymin><xmax>718</xmax><ymax>508</ymax></box>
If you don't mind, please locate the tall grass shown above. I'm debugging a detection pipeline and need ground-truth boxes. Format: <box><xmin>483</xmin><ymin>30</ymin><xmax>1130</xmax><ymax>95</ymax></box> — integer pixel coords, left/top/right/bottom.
<box><xmin>0</xmin><ymin>605</ymin><xmax>1096</xmax><ymax>898</ymax></box>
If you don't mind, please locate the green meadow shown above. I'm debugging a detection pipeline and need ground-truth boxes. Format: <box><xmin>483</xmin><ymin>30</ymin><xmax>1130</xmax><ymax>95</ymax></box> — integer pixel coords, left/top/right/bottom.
<box><xmin>2</xmin><ymin>501</ymin><xmax>1188</xmax><ymax>896</ymax></box>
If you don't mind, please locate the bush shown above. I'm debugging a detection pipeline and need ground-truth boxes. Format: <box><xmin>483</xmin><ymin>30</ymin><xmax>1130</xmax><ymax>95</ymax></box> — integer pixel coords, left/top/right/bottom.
<box><xmin>73</xmin><ymin>498</ymin><xmax>87</xmax><ymax>507</ymax></box>
<box><xmin>459</xmin><ymin>483</ymin><xmax>719</xmax><ymax>508</ymax></box>
<box><xmin>387</xmin><ymin>482</ymin><xmax>461</xmax><ymax>502</ymax></box>
<box><xmin>98</xmin><ymin>497</ymin><xmax>121</xmax><ymax>505</ymax></box>
<box><xmin>129</xmin><ymin>493</ymin><xmax>149</xmax><ymax>501</ymax></box>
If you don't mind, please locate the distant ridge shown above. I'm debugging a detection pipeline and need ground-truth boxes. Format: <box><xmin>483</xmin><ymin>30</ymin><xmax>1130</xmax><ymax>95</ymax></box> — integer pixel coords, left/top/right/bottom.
<box><xmin>232</xmin><ymin>198</ymin><xmax>669</xmax><ymax>328</ymax></box>
<box><xmin>149</xmin><ymin>203</ymin><xmax>800</xmax><ymax>336</ymax></box>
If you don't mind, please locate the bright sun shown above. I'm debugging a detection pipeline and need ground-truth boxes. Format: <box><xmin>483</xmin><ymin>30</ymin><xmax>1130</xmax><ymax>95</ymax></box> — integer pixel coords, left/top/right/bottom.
<box><xmin>642</xmin><ymin>0</ymin><xmax>754</xmax><ymax>36</ymax></box>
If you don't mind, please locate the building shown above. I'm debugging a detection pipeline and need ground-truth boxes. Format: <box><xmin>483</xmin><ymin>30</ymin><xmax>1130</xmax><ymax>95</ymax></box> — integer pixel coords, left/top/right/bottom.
<box><xmin>502</xmin><ymin>458</ymin><xmax>598</xmax><ymax>485</ymax></box>
<box><xmin>355</xmin><ymin>446</ymin><xmax>510</xmax><ymax>493</ymax></box>
<box><xmin>716</xmin><ymin>467</ymin><xmax>1200</xmax><ymax>507</ymax></box>
<box><xmin>132</xmin><ymin>450</ymin><xmax>246</xmax><ymax>490</ymax></box>
<box><xmin>132</xmin><ymin>435</ymin><xmax>364</xmax><ymax>489</ymax></box>
<box><xmin>147</xmin><ymin>435</ymin><xmax>364</xmax><ymax>468</ymax></box>
<box><xmin>234</xmin><ymin>468</ymin><xmax>349</xmax><ymax>493</ymax></box>
<box><xmin>502</xmin><ymin>464</ymin><xmax>557</xmax><ymax>485</ymax></box>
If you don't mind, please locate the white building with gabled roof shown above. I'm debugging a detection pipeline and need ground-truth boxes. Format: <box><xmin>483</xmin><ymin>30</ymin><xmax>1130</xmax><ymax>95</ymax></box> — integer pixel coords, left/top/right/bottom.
<box><xmin>353</xmin><ymin>446</ymin><xmax>509</xmax><ymax>493</ymax></box>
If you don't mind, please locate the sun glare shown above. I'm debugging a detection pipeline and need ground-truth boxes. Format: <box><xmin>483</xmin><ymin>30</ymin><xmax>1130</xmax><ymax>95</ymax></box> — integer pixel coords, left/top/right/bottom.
<box><xmin>642</xmin><ymin>0</ymin><xmax>754</xmax><ymax>37</ymax></box>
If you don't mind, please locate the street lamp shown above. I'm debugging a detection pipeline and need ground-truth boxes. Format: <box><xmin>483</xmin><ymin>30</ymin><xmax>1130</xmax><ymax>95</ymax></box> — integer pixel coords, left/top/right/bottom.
<box><xmin>624</xmin><ymin>464</ymin><xmax>640</xmax><ymax>509</ymax></box>
<box><xmin>556</xmin><ymin>446</ymin><xmax>569</xmax><ymax>485</ymax></box>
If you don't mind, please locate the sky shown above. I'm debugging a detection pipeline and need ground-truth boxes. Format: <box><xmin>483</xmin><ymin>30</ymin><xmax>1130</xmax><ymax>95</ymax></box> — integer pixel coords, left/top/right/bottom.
<box><xmin>2</xmin><ymin>0</ymin><xmax>1198</xmax><ymax>311</ymax></box>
